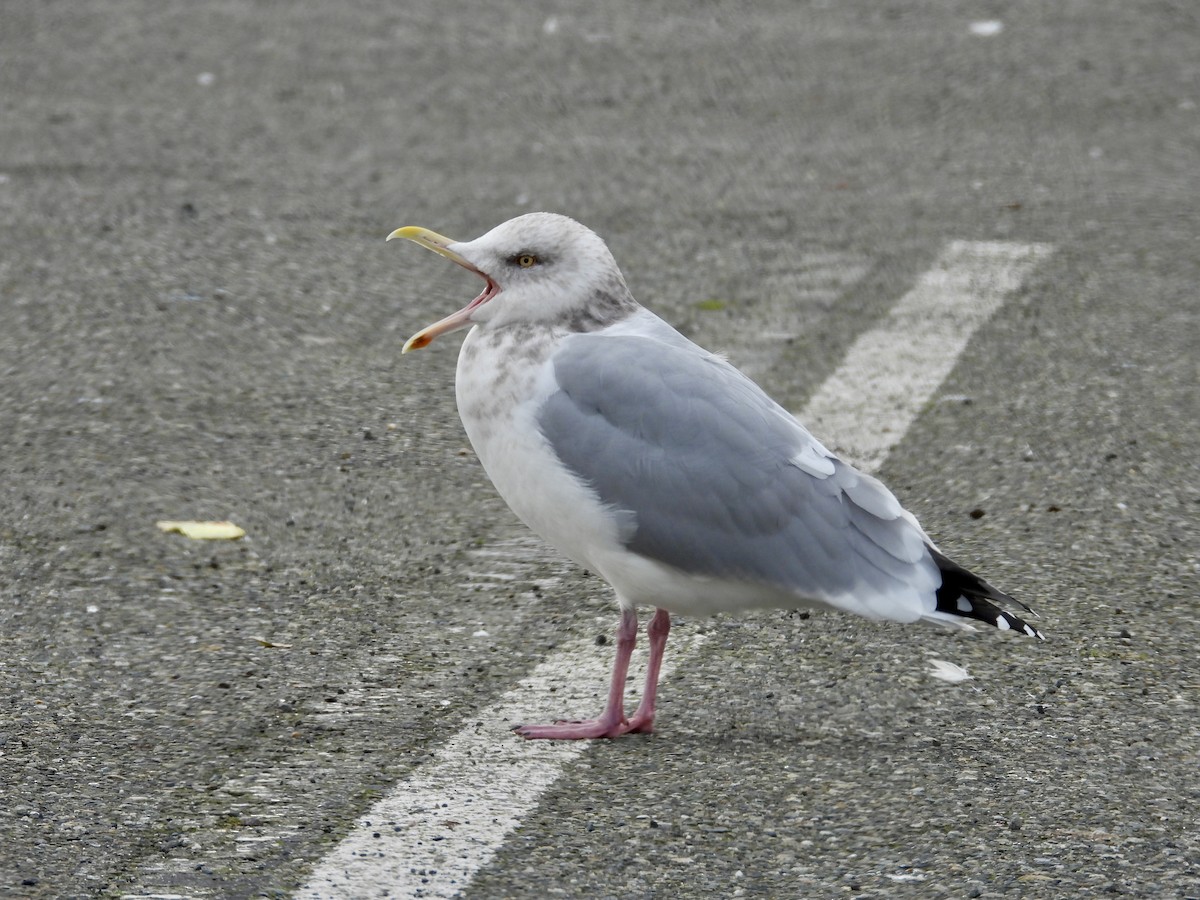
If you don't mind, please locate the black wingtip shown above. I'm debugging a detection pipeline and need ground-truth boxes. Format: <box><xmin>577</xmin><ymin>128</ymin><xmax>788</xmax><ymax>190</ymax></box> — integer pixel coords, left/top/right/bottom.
<box><xmin>930</xmin><ymin>546</ymin><xmax>1045</xmax><ymax>640</ymax></box>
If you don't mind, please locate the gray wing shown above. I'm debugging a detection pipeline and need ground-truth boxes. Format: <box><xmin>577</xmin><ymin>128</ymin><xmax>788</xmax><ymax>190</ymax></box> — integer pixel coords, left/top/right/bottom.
<box><xmin>537</xmin><ymin>332</ymin><xmax>938</xmax><ymax>618</ymax></box>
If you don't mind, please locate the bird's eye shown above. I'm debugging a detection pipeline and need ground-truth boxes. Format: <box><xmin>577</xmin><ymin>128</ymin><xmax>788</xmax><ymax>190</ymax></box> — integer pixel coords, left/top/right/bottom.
<box><xmin>516</xmin><ymin>254</ymin><xmax>538</xmax><ymax>268</ymax></box>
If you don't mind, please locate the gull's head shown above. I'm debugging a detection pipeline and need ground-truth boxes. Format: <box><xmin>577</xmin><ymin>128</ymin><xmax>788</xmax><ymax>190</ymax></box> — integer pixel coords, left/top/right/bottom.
<box><xmin>389</xmin><ymin>212</ymin><xmax>633</xmax><ymax>352</ymax></box>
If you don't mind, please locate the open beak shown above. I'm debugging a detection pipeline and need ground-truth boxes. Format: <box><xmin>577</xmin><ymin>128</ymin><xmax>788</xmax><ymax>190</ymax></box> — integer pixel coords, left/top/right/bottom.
<box><xmin>387</xmin><ymin>226</ymin><xmax>501</xmax><ymax>353</ymax></box>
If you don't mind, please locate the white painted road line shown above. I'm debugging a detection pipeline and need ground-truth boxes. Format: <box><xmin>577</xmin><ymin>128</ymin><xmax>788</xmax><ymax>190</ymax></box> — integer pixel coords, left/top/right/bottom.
<box><xmin>298</xmin><ymin>240</ymin><xmax>1052</xmax><ymax>898</ymax></box>
<box><xmin>804</xmin><ymin>241</ymin><xmax>1053</xmax><ymax>471</ymax></box>
<box><xmin>298</xmin><ymin>628</ymin><xmax>705</xmax><ymax>899</ymax></box>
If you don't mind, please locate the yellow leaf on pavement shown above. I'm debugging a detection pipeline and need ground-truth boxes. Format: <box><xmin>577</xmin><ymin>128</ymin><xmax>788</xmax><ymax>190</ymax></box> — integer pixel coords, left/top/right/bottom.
<box><xmin>156</xmin><ymin>520</ymin><xmax>246</xmax><ymax>540</ymax></box>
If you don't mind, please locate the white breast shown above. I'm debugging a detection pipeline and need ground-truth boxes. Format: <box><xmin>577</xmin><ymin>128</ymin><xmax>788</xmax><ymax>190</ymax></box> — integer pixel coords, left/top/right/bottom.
<box><xmin>454</xmin><ymin>325</ymin><xmax>629</xmax><ymax>578</ymax></box>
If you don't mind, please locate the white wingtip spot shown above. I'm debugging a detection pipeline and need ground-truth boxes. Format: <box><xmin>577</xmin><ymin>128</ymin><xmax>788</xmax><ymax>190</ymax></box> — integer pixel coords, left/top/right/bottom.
<box><xmin>996</xmin><ymin>616</ymin><xmax>1011</xmax><ymax>631</ymax></box>
<box><xmin>928</xmin><ymin>659</ymin><xmax>973</xmax><ymax>683</ymax></box>
<box><xmin>956</xmin><ymin>596</ymin><xmax>973</xmax><ymax>613</ymax></box>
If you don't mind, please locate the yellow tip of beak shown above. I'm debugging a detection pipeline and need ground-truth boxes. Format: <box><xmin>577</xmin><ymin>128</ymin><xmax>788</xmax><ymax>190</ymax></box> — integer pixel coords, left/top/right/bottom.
<box><xmin>386</xmin><ymin>226</ymin><xmax>429</xmax><ymax>243</ymax></box>
<box><xmin>385</xmin><ymin>226</ymin><xmax>461</xmax><ymax>261</ymax></box>
<box><xmin>401</xmin><ymin>332</ymin><xmax>433</xmax><ymax>354</ymax></box>
<box><xmin>388</xmin><ymin>224</ymin><xmax>483</xmax><ymax>353</ymax></box>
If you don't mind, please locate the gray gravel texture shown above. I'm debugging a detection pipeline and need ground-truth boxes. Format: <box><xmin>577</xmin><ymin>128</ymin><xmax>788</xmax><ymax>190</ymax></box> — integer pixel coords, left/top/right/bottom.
<box><xmin>1</xmin><ymin>1</ymin><xmax>1198</xmax><ymax>898</ymax></box>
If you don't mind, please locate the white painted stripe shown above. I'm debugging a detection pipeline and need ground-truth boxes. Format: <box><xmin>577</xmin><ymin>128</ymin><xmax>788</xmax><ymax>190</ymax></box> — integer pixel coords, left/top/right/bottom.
<box><xmin>705</xmin><ymin>250</ymin><xmax>871</xmax><ymax>382</ymax></box>
<box><xmin>803</xmin><ymin>241</ymin><xmax>1053</xmax><ymax>471</ymax></box>
<box><xmin>298</xmin><ymin>628</ymin><xmax>705</xmax><ymax>899</ymax></box>
<box><xmin>298</xmin><ymin>240</ymin><xmax>1051</xmax><ymax>898</ymax></box>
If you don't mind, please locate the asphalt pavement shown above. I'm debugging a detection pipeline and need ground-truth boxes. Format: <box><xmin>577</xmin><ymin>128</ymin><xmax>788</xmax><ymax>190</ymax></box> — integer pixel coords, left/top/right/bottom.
<box><xmin>1</xmin><ymin>1</ymin><xmax>1197</xmax><ymax>898</ymax></box>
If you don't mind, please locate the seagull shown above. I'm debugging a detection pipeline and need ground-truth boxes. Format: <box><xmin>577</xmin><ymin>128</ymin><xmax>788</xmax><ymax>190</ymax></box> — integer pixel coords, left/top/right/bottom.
<box><xmin>389</xmin><ymin>212</ymin><xmax>1043</xmax><ymax>740</ymax></box>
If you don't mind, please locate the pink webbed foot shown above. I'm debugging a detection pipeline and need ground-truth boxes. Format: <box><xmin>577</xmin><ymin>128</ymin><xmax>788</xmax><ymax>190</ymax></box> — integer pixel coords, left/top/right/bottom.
<box><xmin>623</xmin><ymin>703</ymin><xmax>656</xmax><ymax>735</ymax></box>
<box><xmin>512</xmin><ymin>715</ymin><xmax>634</xmax><ymax>741</ymax></box>
<box><xmin>512</xmin><ymin>607</ymin><xmax>672</xmax><ymax>741</ymax></box>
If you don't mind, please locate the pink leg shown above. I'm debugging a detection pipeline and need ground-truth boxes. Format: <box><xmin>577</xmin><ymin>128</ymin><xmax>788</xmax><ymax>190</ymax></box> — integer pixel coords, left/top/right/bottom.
<box><xmin>514</xmin><ymin>607</ymin><xmax>639</xmax><ymax>740</ymax></box>
<box><xmin>626</xmin><ymin>608</ymin><xmax>670</xmax><ymax>734</ymax></box>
